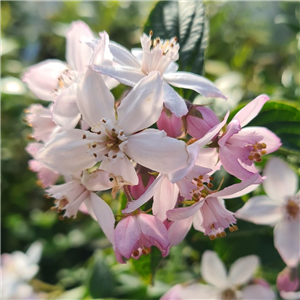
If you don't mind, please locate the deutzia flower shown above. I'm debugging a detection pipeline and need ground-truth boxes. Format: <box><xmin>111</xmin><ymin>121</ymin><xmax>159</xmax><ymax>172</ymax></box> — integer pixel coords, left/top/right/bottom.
<box><xmin>93</xmin><ymin>32</ymin><xmax>226</xmax><ymax>117</ymax></box>
<box><xmin>235</xmin><ymin>157</ymin><xmax>300</xmax><ymax>268</ymax></box>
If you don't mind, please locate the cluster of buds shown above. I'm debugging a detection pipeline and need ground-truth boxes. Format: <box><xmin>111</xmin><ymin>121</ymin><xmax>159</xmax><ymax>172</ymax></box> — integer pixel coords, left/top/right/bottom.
<box><xmin>23</xmin><ymin>21</ymin><xmax>281</xmax><ymax>263</ymax></box>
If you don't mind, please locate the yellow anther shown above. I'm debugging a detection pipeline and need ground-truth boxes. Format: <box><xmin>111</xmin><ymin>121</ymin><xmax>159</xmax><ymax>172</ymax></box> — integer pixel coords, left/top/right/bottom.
<box><xmin>261</xmin><ymin>150</ymin><xmax>267</xmax><ymax>155</ymax></box>
<box><xmin>207</xmin><ymin>183</ymin><xmax>213</xmax><ymax>189</ymax></box>
<box><xmin>132</xmin><ymin>249</ymin><xmax>140</xmax><ymax>257</ymax></box>
<box><xmin>261</xmin><ymin>143</ymin><xmax>267</xmax><ymax>149</ymax></box>
<box><xmin>220</xmin><ymin>231</ymin><xmax>226</xmax><ymax>237</ymax></box>
<box><xmin>82</xmin><ymin>134</ymin><xmax>86</xmax><ymax>139</ymax></box>
<box><xmin>209</xmin><ymin>235</ymin><xmax>216</xmax><ymax>241</ymax></box>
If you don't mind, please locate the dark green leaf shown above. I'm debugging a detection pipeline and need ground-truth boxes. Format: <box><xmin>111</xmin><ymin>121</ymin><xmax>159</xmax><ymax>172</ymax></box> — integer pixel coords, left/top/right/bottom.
<box><xmin>229</xmin><ymin>100</ymin><xmax>300</xmax><ymax>153</ymax></box>
<box><xmin>86</xmin><ymin>252</ymin><xmax>115</xmax><ymax>298</ymax></box>
<box><xmin>144</xmin><ymin>1</ymin><xmax>208</xmax><ymax>78</ymax></box>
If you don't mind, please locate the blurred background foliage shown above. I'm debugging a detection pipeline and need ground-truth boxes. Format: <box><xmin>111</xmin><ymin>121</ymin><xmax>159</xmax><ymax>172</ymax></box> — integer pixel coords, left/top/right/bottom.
<box><xmin>1</xmin><ymin>1</ymin><xmax>299</xmax><ymax>299</ymax></box>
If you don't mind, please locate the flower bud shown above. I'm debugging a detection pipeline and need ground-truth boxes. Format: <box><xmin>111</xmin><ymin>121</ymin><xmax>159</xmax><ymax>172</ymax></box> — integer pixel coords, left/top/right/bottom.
<box><xmin>277</xmin><ymin>267</ymin><xmax>299</xmax><ymax>292</ymax></box>
<box><xmin>157</xmin><ymin>107</ymin><xmax>183</xmax><ymax>138</ymax></box>
<box><xmin>128</xmin><ymin>173</ymin><xmax>155</xmax><ymax>200</ymax></box>
<box><xmin>186</xmin><ymin>106</ymin><xmax>219</xmax><ymax>140</ymax></box>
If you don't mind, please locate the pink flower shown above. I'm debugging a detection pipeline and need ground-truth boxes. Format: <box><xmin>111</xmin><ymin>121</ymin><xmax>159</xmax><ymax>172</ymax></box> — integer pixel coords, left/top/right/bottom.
<box><xmin>218</xmin><ymin>94</ymin><xmax>281</xmax><ymax>180</ymax></box>
<box><xmin>186</xmin><ymin>105</ymin><xmax>220</xmax><ymax>140</ymax></box>
<box><xmin>128</xmin><ymin>171</ymin><xmax>155</xmax><ymax>200</ymax></box>
<box><xmin>235</xmin><ymin>157</ymin><xmax>300</xmax><ymax>267</ymax></box>
<box><xmin>114</xmin><ymin>213</ymin><xmax>170</xmax><ymax>262</ymax></box>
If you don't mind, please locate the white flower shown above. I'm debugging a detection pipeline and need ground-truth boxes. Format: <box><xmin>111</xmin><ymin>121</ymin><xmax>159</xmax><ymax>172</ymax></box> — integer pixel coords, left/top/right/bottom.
<box><xmin>235</xmin><ymin>157</ymin><xmax>300</xmax><ymax>267</ymax></box>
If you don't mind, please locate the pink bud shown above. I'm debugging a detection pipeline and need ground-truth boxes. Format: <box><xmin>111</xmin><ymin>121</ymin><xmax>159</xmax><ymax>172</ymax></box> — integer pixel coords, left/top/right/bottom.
<box><xmin>128</xmin><ymin>173</ymin><xmax>155</xmax><ymax>200</ymax></box>
<box><xmin>277</xmin><ymin>268</ymin><xmax>299</xmax><ymax>292</ymax></box>
<box><xmin>186</xmin><ymin>106</ymin><xmax>220</xmax><ymax>140</ymax></box>
<box><xmin>157</xmin><ymin>108</ymin><xmax>183</xmax><ymax>138</ymax></box>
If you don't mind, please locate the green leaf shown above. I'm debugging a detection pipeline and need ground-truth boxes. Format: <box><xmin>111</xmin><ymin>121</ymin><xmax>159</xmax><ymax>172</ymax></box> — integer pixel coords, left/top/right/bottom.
<box><xmin>229</xmin><ymin>100</ymin><xmax>300</xmax><ymax>153</ymax></box>
<box><xmin>144</xmin><ymin>1</ymin><xmax>208</xmax><ymax>78</ymax></box>
<box><xmin>86</xmin><ymin>252</ymin><xmax>115</xmax><ymax>298</ymax></box>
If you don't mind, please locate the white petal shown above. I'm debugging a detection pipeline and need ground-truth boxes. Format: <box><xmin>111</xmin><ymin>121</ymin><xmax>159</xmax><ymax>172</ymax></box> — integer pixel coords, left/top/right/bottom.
<box><xmin>241</xmin><ymin>284</ymin><xmax>276</xmax><ymax>300</ymax></box>
<box><xmin>26</xmin><ymin>242</ymin><xmax>43</xmax><ymax>265</ymax></box>
<box><xmin>162</xmin><ymin>82</ymin><xmax>188</xmax><ymax>117</ymax></box>
<box><xmin>163</xmin><ymin>71</ymin><xmax>227</xmax><ymax>99</ymax></box>
<box><xmin>77</xmin><ymin>66</ymin><xmax>115</xmax><ymax>127</ymax></box>
<box><xmin>93</xmin><ymin>65</ymin><xmax>145</xmax><ymax>87</ymax></box>
<box><xmin>109</xmin><ymin>41</ymin><xmax>141</xmax><ymax>68</ymax></box>
<box><xmin>131</xmin><ymin>48</ymin><xmax>143</xmax><ymax>63</ymax></box>
<box><xmin>22</xmin><ymin>59</ymin><xmax>67</xmax><ymax>101</ymax></box>
<box><xmin>235</xmin><ymin>196</ymin><xmax>282</xmax><ymax>226</ymax></box>
<box><xmin>117</xmin><ymin>71</ymin><xmax>164</xmax><ymax>134</ymax></box>
<box><xmin>90</xmin><ymin>192</ymin><xmax>116</xmax><ymax>246</ymax></box>
<box><xmin>38</xmin><ymin>129</ymin><xmax>95</xmax><ymax>174</ymax></box>
<box><xmin>125</xmin><ymin>129</ymin><xmax>189</xmax><ymax>174</ymax></box>
<box><xmin>100</xmin><ymin>152</ymin><xmax>138</xmax><ymax>186</ymax></box>
<box><xmin>280</xmin><ymin>291</ymin><xmax>300</xmax><ymax>300</ymax></box>
<box><xmin>228</xmin><ymin>255</ymin><xmax>259</xmax><ymax>286</ymax></box>
<box><xmin>122</xmin><ymin>174</ymin><xmax>165</xmax><ymax>214</ymax></box>
<box><xmin>274</xmin><ymin>218</ymin><xmax>300</xmax><ymax>267</ymax></box>
<box><xmin>81</xmin><ymin>169</ymin><xmax>113</xmax><ymax>191</ymax></box>
<box><xmin>52</xmin><ymin>84</ymin><xmax>80</xmax><ymax>129</ymax></box>
<box><xmin>153</xmin><ymin>176</ymin><xmax>179</xmax><ymax>221</ymax></box>
<box><xmin>179</xmin><ymin>283</ymin><xmax>218</xmax><ymax>299</ymax></box>
<box><xmin>200</xmin><ymin>251</ymin><xmax>228</xmax><ymax>288</ymax></box>
<box><xmin>90</xmin><ymin>31</ymin><xmax>113</xmax><ymax>65</ymax></box>
<box><xmin>66</xmin><ymin>21</ymin><xmax>94</xmax><ymax>73</ymax></box>
<box><xmin>263</xmin><ymin>157</ymin><xmax>298</xmax><ymax>204</ymax></box>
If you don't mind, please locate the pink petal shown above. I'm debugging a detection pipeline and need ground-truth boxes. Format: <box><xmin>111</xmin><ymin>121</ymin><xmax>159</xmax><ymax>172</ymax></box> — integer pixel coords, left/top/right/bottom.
<box><xmin>167</xmin><ymin>217</ymin><xmax>193</xmax><ymax>247</ymax></box>
<box><xmin>77</xmin><ymin>66</ymin><xmax>115</xmax><ymax>127</ymax></box>
<box><xmin>240</xmin><ymin>127</ymin><xmax>281</xmax><ymax>154</ymax></box>
<box><xmin>235</xmin><ymin>196</ymin><xmax>282</xmax><ymax>226</ymax></box>
<box><xmin>263</xmin><ymin>157</ymin><xmax>298</xmax><ymax>204</ymax></box>
<box><xmin>228</xmin><ymin>255</ymin><xmax>259</xmax><ymax>286</ymax></box>
<box><xmin>90</xmin><ymin>192</ymin><xmax>116</xmax><ymax>246</ymax></box>
<box><xmin>52</xmin><ymin>84</ymin><xmax>80</xmax><ymax>129</ymax></box>
<box><xmin>115</xmin><ymin>215</ymin><xmax>141</xmax><ymax>259</ymax></box>
<box><xmin>122</xmin><ymin>174</ymin><xmax>165</xmax><ymax>214</ymax></box>
<box><xmin>162</xmin><ymin>82</ymin><xmax>188</xmax><ymax>117</ymax></box>
<box><xmin>233</xmin><ymin>94</ymin><xmax>269</xmax><ymax>127</ymax></box>
<box><xmin>93</xmin><ymin>65</ymin><xmax>145</xmax><ymax>87</ymax></box>
<box><xmin>241</xmin><ymin>284</ymin><xmax>276</xmax><ymax>299</ymax></box>
<box><xmin>126</xmin><ymin>129</ymin><xmax>189</xmax><ymax>174</ymax></box>
<box><xmin>66</xmin><ymin>21</ymin><xmax>94</xmax><ymax>73</ymax></box>
<box><xmin>167</xmin><ymin>200</ymin><xmax>204</xmax><ymax>221</ymax></box>
<box><xmin>22</xmin><ymin>59</ymin><xmax>67</xmax><ymax>101</ymax></box>
<box><xmin>117</xmin><ymin>71</ymin><xmax>164</xmax><ymax>135</ymax></box>
<box><xmin>37</xmin><ymin>129</ymin><xmax>96</xmax><ymax>174</ymax></box>
<box><xmin>218</xmin><ymin>119</ymin><xmax>241</xmax><ymax>148</ymax></box>
<box><xmin>200</xmin><ymin>251</ymin><xmax>228</xmax><ymax>289</ymax></box>
<box><xmin>274</xmin><ymin>218</ymin><xmax>300</xmax><ymax>267</ymax></box>
<box><xmin>163</xmin><ymin>71</ymin><xmax>227</xmax><ymax>99</ymax></box>
<box><xmin>153</xmin><ymin>176</ymin><xmax>179</xmax><ymax>221</ymax></box>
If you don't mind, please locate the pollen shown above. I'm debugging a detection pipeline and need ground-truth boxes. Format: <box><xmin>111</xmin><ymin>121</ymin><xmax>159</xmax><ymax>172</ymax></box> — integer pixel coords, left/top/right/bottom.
<box><xmin>286</xmin><ymin>199</ymin><xmax>300</xmax><ymax>219</ymax></box>
<box><xmin>132</xmin><ymin>249</ymin><xmax>140</xmax><ymax>257</ymax></box>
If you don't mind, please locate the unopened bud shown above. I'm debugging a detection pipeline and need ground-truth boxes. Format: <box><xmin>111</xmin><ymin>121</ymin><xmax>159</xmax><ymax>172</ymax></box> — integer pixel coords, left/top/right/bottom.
<box><xmin>186</xmin><ymin>106</ymin><xmax>220</xmax><ymax>140</ymax></box>
<box><xmin>128</xmin><ymin>173</ymin><xmax>155</xmax><ymax>200</ymax></box>
<box><xmin>277</xmin><ymin>267</ymin><xmax>299</xmax><ymax>292</ymax></box>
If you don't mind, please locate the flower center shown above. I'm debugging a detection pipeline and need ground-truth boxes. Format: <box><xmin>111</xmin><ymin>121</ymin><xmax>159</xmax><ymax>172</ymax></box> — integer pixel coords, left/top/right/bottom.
<box><xmin>221</xmin><ymin>288</ymin><xmax>237</xmax><ymax>300</ymax></box>
<box><xmin>54</xmin><ymin>69</ymin><xmax>76</xmax><ymax>94</ymax></box>
<box><xmin>285</xmin><ymin>196</ymin><xmax>300</xmax><ymax>219</ymax></box>
<box><xmin>248</xmin><ymin>142</ymin><xmax>267</xmax><ymax>163</ymax></box>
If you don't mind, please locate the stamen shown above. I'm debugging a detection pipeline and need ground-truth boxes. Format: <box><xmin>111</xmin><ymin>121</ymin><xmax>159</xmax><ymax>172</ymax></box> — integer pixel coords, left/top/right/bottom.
<box><xmin>209</xmin><ymin>235</ymin><xmax>216</xmax><ymax>240</ymax></box>
<box><xmin>82</xmin><ymin>134</ymin><xmax>87</xmax><ymax>139</ymax></box>
<box><xmin>93</xmin><ymin>153</ymin><xmax>97</xmax><ymax>157</ymax></box>
<box><xmin>132</xmin><ymin>249</ymin><xmax>140</xmax><ymax>257</ymax></box>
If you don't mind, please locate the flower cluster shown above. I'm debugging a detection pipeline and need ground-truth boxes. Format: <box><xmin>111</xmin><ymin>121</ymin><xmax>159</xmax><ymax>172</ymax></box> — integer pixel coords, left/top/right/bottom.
<box><xmin>23</xmin><ymin>21</ymin><xmax>281</xmax><ymax>264</ymax></box>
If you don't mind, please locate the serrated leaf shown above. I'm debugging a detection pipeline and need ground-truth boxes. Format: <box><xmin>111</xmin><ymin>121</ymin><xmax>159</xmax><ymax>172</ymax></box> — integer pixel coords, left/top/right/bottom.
<box><xmin>229</xmin><ymin>100</ymin><xmax>300</xmax><ymax>153</ymax></box>
<box><xmin>144</xmin><ymin>1</ymin><xmax>208</xmax><ymax>77</ymax></box>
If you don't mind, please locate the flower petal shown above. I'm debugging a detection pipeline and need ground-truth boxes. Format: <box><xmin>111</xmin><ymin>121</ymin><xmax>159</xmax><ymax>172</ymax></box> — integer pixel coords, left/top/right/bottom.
<box><xmin>77</xmin><ymin>66</ymin><xmax>115</xmax><ymax>127</ymax></box>
<box><xmin>66</xmin><ymin>21</ymin><xmax>94</xmax><ymax>73</ymax></box>
<box><xmin>235</xmin><ymin>196</ymin><xmax>282</xmax><ymax>226</ymax></box>
<box><xmin>263</xmin><ymin>157</ymin><xmax>298</xmax><ymax>203</ymax></box>
<box><xmin>115</xmin><ymin>215</ymin><xmax>141</xmax><ymax>259</ymax></box>
<box><xmin>280</xmin><ymin>291</ymin><xmax>300</xmax><ymax>300</ymax></box>
<box><xmin>122</xmin><ymin>174</ymin><xmax>165</xmax><ymax>214</ymax></box>
<box><xmin>153</xmin><ymin>176</ymin><xmax>179</xmax><ymax>221</ymax></box>
<box><xmin>125</xmin><ymin>129</ymin><xmax>189</xmax><ymax>174</ymax></box>
<box><xmin>228</xmin><ymin>255</ymin><xmax>259</xmax><ymax>286</ymax></box>
<box><xmin>274</xmin><ymin>218</ymin><xmax>300</xmax><ymax>267</ymax></box>
<box><xmin>200</xmin><ymin>251</ymin><xmax>228</xmax><ymax>289</ymax></box>
<box><xmin>90</xmin><ymin>192</ymin><xmax>116</xmax><ymax>246</ymax></box>
<box><xmin>38</xmin><ymin>129</ymin><xmax>95</xmax><ymax>174</ymax></box>
<box><xmin>162</xmin><ymin>82</ymin><xmax>188</xmax><ymax>117</ymax></box>
<box><xmin>233</xmin><ymin>94</ymin><xmax>269</xmax><ymax>128</ymax></box>
<box><xmin>109</xmin><ymin>41</ymin><xmax>141</xmax><ymax>68</ymax></box>
<box><xmin>117</xmin><ymin>71</ymin><xmax>164</xmax><ymax>134</ymax></box>
<box><xmin>167</xmin><ymin>217</ymin><xmax>193</xmax><ymax>247</ymax></box>
<box><xmin>241</xmin><ymin>284</ymin><xmax>276</xmax><ymax>300</ymax></box>
<box><xmin>52</xmin><ymin>84</ymin><xmax>80</xmax><ymax>129</ymax></box>
<box><xmin>167</xmin><ymin>200</ymin><xmax>204</xmax><ymax>221</ymax></box>
<box><xmin>163</xmin><ymin>71</ymin><xmax>227</xmax><ymax>99</ymax></box>
<box><xmin>81</xmin><ymin>169</ymin><xmax>113</xmax><ymax>191</ymax></box>
<box><xmin>93</xmin><ymin>65</ymin><xmax>145</xmax><ymax>87</ymax></box>
<box><xmin>22</xmin><ymin>59</ymin><xmax>67</xmax><ymax>101</ymax></box>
